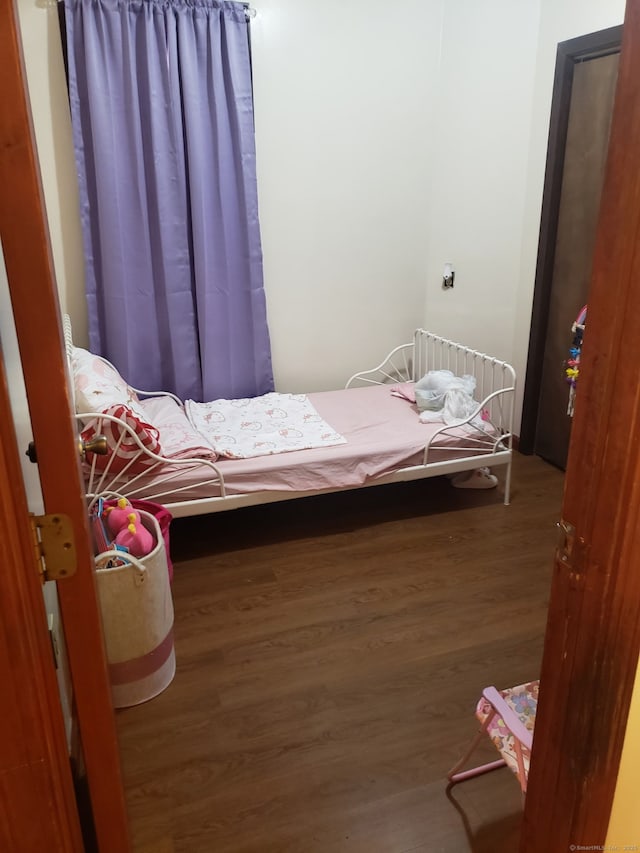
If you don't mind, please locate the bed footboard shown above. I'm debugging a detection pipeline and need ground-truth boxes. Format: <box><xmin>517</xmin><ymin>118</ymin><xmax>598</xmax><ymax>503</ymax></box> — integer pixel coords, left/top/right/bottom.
<box><xmin>413</xmin><ymin>330</ymin><xmax>516</xmax><ymax>426</ymax></box>
<box><xmin>414</xmin><ymin>330</ymin><xmax>516</xmax><ymax>504</ymax></box>
<box><xmin>345</xmin><ymin>329</ymin><xmax>516</xmax><ymax>504</ymax></box>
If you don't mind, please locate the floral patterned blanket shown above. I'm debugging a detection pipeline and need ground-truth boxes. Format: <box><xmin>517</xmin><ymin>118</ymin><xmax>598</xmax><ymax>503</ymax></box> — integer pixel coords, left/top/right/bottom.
<box><xmin>185</xmin><ymin>392</ymin><xmax>347</xmax><ymax>459</ymax></box>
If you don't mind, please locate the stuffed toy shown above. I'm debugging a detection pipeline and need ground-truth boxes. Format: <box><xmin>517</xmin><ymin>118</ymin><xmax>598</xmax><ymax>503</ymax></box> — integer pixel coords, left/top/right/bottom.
<box><xmin>105</xmin><ymin>497</ymin><xmax>140</xmax><ymax>535</ymax></box>
<box><xmin>104</xmin><ymin>497</ymin><xmax>154</xmax><ymax>558</ymax></box>
<box><xmin>114</xmin><ymin>518</ymin><xmax>154</xmax><ymax>559</ymax></box>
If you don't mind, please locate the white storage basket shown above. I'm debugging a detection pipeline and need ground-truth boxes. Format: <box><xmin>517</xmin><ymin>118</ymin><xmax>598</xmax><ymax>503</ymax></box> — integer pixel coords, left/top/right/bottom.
<box><xmin>95</xmin><ymin>510</ymin><xmax>175</xmax><ymax>708</ymax></box>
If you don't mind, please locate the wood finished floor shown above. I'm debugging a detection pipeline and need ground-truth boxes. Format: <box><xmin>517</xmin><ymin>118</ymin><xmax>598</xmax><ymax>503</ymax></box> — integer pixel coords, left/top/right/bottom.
<box><xmin>115</xmin><ymin>453</ymin><xmax>564</xmax><ymax>853</ymax></box>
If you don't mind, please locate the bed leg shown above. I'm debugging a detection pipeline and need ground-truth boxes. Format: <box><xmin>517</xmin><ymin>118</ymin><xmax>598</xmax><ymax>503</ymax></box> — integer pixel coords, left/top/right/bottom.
<box><xmin>503</xmin><ymin>458</ymin><xmax>512</xmax><ymax>506</ymax></box>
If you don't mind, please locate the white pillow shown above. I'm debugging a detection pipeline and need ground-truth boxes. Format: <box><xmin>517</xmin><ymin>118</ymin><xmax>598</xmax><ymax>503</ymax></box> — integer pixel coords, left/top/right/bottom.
<box><xmin>71</xmin><ymin>346</ymin><xmax>148</xmax><ymax>420</ymax></box>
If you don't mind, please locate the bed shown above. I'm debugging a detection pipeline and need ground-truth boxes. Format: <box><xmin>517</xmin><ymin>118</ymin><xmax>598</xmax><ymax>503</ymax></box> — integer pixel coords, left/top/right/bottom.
<box><xmin>65</xmin><ymin>317</ymin><xmax>516</xmax><ymax>518</ymax></box>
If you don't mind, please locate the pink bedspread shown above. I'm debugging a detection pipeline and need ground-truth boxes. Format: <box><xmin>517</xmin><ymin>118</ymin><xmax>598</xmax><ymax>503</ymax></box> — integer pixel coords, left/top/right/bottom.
<box><xmin>127</xmin><ymin>385</ymin><xmax>497</xmax><ymax>502</ymax></box>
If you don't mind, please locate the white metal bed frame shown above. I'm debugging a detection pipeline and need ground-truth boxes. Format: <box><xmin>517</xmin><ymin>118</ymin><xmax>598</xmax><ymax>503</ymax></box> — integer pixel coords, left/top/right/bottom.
<box><xmin>66</xmin><ymin>318</ymin><xmax>516</xmax><ymax>518</ymax></box>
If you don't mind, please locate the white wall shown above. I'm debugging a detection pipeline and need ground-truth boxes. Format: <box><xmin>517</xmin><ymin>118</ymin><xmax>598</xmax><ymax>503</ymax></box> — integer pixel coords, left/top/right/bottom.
<box><xmin>423</xmin><ymin>0</ymin><xmax>541</xmax><ymax>374</ymax></box>
<box><xmin>17</xmin><ymin>0</ymin><xmax>88</xmax><ymax>345</ymax></box>
<box><xmin>251</xmin><ymin>0</ymin><xmax>443</xmax><ymax>392</ymax></box>
<box><xmin>606</xmin><ymin>658</ymin><xmax>640</xmax><ymax>845</ymax></box>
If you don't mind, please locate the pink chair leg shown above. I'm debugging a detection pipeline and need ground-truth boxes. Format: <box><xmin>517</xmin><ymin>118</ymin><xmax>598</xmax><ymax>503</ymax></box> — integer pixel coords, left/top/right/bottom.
<box><xmin>513</xmin><ymin>740</ymin><xmax>528</xmax><ymax>797</ymax></box>
<box><xmin>447</xmin><ymin>711</ymin><xmax>507</xmax><ymax>786</ymax></box>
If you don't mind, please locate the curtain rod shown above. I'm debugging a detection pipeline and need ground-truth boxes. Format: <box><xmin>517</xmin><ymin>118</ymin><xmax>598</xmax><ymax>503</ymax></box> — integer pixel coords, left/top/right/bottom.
<box><xmin>52</xmin><ymin>0</ymin><xmax>256</xmax><ymax>13</ymax></box>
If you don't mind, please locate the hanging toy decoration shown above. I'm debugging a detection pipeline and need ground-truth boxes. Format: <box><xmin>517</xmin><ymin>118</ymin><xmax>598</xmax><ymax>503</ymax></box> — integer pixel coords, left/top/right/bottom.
<box><xmin>565</xmin><ymin>304</ymin><xmax>587</xmax><ymax>417</ymax></box>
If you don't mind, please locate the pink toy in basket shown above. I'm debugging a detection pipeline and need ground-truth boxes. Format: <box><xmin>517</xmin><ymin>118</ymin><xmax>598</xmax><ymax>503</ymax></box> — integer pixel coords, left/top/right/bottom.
<box><xmin>103</xmin><ymin>498</ymin><xmax>174</xmax><ymax>583</ymax></box>
<box><xmin>115</xmin><ymin>518</ymin><xmax>154</xmax><ymax>558</ymax></box>
<box><xmin>105</xmin><ymin>497</ymin><xmax>140</xmax><ymax>536</ymax></box>
<box><xmin>105</xmin><ymin>496</ymin><xmax>154</xmax><ymax>559</ymax></box>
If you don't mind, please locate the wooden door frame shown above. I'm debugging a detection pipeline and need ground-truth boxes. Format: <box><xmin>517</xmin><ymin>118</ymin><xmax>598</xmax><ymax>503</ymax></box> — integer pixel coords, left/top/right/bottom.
<box><xmin>0</xmin><ymin>1</ymin><xmax>130</xmax><ymax>850</ymax></box>
<box><xmin>0</xmin><ymin>356</ymin><xmax>84</xmax><ymax>852</ymax></box>
<box><xmin>519</xmin><ymin>24</ymin><xmax>623</xmax><ymax>454</ymax></box>
<box><xmin>522</xmin><ymin>1</ymin><xmax>640</xmax><ymax>848</ymax></box>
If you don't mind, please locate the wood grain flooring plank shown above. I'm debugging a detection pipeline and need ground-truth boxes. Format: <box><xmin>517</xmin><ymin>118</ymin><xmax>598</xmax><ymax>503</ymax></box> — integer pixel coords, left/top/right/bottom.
<box><xmin>116</xmin><ymin>453</ymin><xmax>564</xmax><ymax>852</ymax></box>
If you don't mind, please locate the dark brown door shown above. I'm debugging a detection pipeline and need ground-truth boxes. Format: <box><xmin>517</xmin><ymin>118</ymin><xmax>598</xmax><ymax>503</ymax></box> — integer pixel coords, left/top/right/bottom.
<box><xmin>520</xmin><ymin>26</ymin><xmax>623</xmax><ymax>465</ymax></box>
<box><xmin>533</xmin><ymin>51</ymin><xmax>619</xmax><ymax>469</ymax></box>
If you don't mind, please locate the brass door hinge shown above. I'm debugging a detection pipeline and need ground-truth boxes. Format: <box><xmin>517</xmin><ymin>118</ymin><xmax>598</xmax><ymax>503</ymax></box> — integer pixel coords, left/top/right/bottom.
<box><xmin>556</xmin><ymin>519</ymin><xmax>575</xmax><ymax>564</ymax></box>
<box><xmin>30</xmin><ymin>514</ymin><xmax>77</xmax><ymax>583</ymax></box>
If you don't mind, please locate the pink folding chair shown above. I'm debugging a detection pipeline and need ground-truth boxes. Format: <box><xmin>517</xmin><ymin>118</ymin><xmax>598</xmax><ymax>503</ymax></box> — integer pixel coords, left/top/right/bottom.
<box><xmin>447</xmin><ymin>680</ymin><xmax>539</xmax><ymax>798</ymax></box>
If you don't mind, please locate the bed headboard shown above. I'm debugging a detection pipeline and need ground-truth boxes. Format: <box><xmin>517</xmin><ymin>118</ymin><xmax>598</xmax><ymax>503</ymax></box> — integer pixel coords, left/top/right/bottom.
<box><xmin>63</xmin><ymin>313</ymin><xmax>76</xmax><ymax>411</ymax></box>
<box><xmin>63</xmin><ymin>313</ymin><xmax>74</xmax><ymax>359</ymax></box>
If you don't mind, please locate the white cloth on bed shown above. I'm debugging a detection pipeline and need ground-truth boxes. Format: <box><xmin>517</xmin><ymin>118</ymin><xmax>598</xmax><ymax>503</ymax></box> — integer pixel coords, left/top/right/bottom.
<box><xmin>415</xmin><ymin>370</ymin><xmax>479</xmax><ymax>425</ymax></box>
<box><xmin>184</xmin><ymin>392</ymin><xmax>347</xmax><ymax>459</ymax></box>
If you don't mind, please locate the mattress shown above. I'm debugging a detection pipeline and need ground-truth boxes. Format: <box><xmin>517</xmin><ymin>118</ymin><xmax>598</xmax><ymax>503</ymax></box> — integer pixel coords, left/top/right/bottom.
<box><xmin>115</xmin><ymin>384</ymin><xmax>499</xmax><ymax>504</ymax></box>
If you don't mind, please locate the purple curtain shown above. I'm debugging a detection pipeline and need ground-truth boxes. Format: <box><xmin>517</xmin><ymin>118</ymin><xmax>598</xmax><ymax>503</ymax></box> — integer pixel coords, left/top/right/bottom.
<box><xmin>64</xmin><ymin>0</ymin><xmax>274</xmax><ymax>401</ymax></box>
